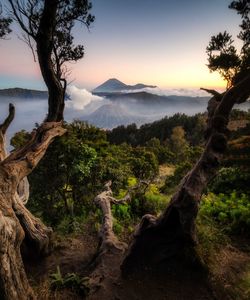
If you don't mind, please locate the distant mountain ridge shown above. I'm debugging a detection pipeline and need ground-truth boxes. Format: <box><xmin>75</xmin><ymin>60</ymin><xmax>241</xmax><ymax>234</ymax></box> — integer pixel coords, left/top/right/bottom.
<box><xmin>92</xmin><ymin>78</ymin><xmax>156</xmax><ymax>93</ymax></box>
<box><xmin>95</xmin><ymin>91</ymin><xmax>210</xmax><ymax>106</ymax></box>
<box><xmin>0</xmin><ymin>88</ymin><xmax>48</xmax><ymax>99</ymax></box>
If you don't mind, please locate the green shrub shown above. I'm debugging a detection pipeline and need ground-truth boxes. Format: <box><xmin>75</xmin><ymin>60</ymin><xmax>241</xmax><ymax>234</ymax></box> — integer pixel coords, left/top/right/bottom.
<box><xmin>144</xmin><ymin>192</ymin><xmax>170</xmax><ymax>215</ymax></box>
<box><xmin>112</xmin><ymin>204</ymin><xmax>131</xmax><ymax>221</ymax></box>
<box><xmin>200</xmin><ymin>192</ymin><xmax>250</xmax><ymax>234</ymax></box>
<box><xmin>209</xmin><ymin>167</ymin><xmax>250</xmax><ymax>195</ymax></box>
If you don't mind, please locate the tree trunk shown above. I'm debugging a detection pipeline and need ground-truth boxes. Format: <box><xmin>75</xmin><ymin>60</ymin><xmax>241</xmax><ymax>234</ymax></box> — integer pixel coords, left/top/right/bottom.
<box><xmin>0</xmin><ymin>104</ymin><xmax>34</xmax><ymax>299</ymax></box>
<box><xmin>0</xmin><ymin>105</ymin><xmax>53</xmax><ymax>258</ymax></box>
<box><xmin>0</xmin><ymin>118</ymin><xmax>66</xmax><ymax>299</ymax></box>
<box><xmin>13</xmin><ymin>193</ymin><xmax>53</xmax><ymax>258</ymax></box>
<box><xmin>0</xmin><ymin>172</ymin><xmax>35</xmax><ymax>300</ymax></box>
<box><xmin>121</xmin><ymin>74</ymin><xmax>250</xmax><ymax>274</ymax></box>
<box><xmin>0</xmin><ymin>1</ymin><xmax>66</xmax><ymax>298</ymax></box>
<box><xmin>36</xmin><ymin>0</ymin><xmax>64</xmax><ymax>122</ymax></box>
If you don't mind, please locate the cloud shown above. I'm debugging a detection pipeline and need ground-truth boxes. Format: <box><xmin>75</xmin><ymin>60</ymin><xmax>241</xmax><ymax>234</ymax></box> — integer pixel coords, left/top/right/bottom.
<box><xmin>66</xmin><ymin>85</ymin><xmax>103</xmax><ymax>110</ymax></box>
<box><xmin>123</xmin><ymin>87</ymin><xmax>225</xmax><ymax>97</ymax></box>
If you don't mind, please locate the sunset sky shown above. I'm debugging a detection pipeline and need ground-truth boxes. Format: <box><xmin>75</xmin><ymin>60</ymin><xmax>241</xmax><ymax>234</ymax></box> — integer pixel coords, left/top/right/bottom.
<box><xmin>0</xmin><ymin>0</ymin><xmax>241</xmax><ymax>91</ymax></box>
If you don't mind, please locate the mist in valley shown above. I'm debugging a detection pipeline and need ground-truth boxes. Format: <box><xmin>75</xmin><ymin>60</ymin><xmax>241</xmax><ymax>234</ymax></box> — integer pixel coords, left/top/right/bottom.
<box><xmin>1</xmin><ymin>85</ymin><xmax>249</xmax><ymax>147</ymax></box>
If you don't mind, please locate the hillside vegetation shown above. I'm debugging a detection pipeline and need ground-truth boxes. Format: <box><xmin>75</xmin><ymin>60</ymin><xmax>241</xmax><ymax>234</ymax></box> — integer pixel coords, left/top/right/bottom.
<box><xmin>11</xmin><ymin>110</ymin><xmax>250</xmax><ymax>299</ymax></box>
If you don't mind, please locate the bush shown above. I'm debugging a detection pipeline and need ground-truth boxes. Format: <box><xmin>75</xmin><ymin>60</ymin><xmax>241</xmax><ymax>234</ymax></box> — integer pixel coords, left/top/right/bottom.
<box><xmin>112</xmin><ymin>204</ymin><xmax>131</xmax><ymax>222</ymax></box>
<box><xmin>200</xmin><ymin>192</ymin><xmax>250</xmax><ymax>235</ymax></box>
<box><xmin>209</xmin><ymin>167</ymin><xmax>250</xmax><ymax>195</ymax></box>
<box><xmin>144</xmin><ymin>192</ymin><xmax>170</xmax><ymax>215</ymax></box>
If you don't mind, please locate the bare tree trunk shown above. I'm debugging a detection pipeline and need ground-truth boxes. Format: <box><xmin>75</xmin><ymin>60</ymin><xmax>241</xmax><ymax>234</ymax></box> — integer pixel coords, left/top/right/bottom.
<box><xmin>0</xmin><ymin>104</ymin><xmax>35</xmax><ymax>299</ymax></box>
<box><xmin>88</xmin><ymin>181</ymin><xmax>130</xmax><ymax>298</ymax></box>
<box><xmin>0</xmin><ymin>114</ymin><xmax>66</xmax><ymax>298</ymax></box>
<box><xmin>0</xmin><ymin>187</ymin><xmax>35</xmax><ymax>300</ymax></box>
<box><xmin>13</xmin><ymin>193</ymin><xmax>53</xmax><ymax>257</ymax></box>
<box><xmin>0</xmin><ymin>1</ymin><xmax>66</xmax><ymax>298</ymax></box>
<box><xmin>0</xmin><ymin>105</ymin><xmax>53</xmax><ymax>258</ymax></box>
<box><xmin>121</xmin><ymin>74</ymin><xmax>250</xmax><ymax>274</ymax></box>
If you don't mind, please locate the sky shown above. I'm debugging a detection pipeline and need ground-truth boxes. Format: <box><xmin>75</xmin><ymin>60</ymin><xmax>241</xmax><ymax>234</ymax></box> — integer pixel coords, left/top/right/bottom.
<box><xmin>0</xmin><ymin>0</ymin><xmax>242</xmax><ymax>91</ymax></box>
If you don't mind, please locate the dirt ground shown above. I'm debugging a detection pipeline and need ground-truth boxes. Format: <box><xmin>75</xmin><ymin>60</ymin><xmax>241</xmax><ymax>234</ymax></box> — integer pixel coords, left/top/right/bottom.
<box><xmin>24</xmin><ymin>225</ymin><xmax>250</xmax><ymax>300</ymax></box>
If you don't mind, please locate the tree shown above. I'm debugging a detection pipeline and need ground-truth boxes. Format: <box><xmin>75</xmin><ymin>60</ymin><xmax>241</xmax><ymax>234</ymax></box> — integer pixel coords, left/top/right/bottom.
<box><xmin>8</xmin><ymin>0</ymin><xmax>94</xmax><ymax>121</ymax></box>
<box><xmin>0</xmin><ymin>1</ymin><xmax>94</xmax><ymax>299</ymax></box>
<box><xmin>121</xmin><ymin>0</ymin><xmax>250</xmax><ymax>274</ymax></box>
<box><xmin>0</xmin><ymin>4</ymin><xmax>11</xmax><ymax>38</ymax></box>
<box><xmin>206</xmin><ymin>0</ymin><xmax>250</xmax><ymax>88</ymax></box>
<box><xmin>170</xmin><ymin>126</ymin><xmax>189</xmax><ymax>162</ymax></box>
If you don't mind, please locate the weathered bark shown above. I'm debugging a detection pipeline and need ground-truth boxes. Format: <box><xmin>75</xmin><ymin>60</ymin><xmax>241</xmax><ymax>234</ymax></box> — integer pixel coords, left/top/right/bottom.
<box><xmin>122</xmin><ymin>74</ymin><xmax>250</xmax><ymax>274</ymax></box>
<box><xmin>0</xmin><ymin>118</ymin><xmax>66</xmax><ymax>299</ymax></box>
<box><xmin>13</xmin><ymin>193</ymin><xmax>53</xmax><ymax>257</ymax></box>
<box><xmin>1</xmin><ymin>1</ymin><xmax>66</xmax><ymax>298</ymax></box>
<box><xmin>0</xmin><ymin>187</ymin><xmax>35</xmax><ymax>300</ymax></box>
<box><xmin>17</xmin><ymin>176</ymin><xmax>29</xmax><ymax>205</ymax></box>
<box><xmin>0</xmin><ymin>103</ymin><xmax>14</xmax><ymax>161</ymax></box>
<box><xmin>0</xmin><ymin>106</ymin><xmax>35</xmax><ymax>299</ymax></box>
<box><xmin>0</xmin><ymin>105</ymin><xmax>53</xmax><ymax>257</ymax></box>
<box><xmin>88</xmin><ymin>181</ymin><xmax>130</xmax><ymax>298</ymax></box>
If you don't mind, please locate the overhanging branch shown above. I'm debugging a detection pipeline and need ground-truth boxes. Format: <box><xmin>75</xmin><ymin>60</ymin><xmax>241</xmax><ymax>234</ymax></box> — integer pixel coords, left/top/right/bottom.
<box><xmin>0</xmin><ymin>103</ymin><xmax>15</xmax><ymax>135</ymax></box>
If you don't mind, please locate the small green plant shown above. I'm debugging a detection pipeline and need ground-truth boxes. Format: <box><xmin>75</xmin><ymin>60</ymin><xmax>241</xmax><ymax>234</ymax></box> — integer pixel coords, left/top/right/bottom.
<box><xmin>50</xmin><ymin>266</ymin><xmax>90</xmax><ymax>296</ymax></box>
<box><xmin>50</xmin><ymin>266</ymin><xmax>64</xmax><ymax>287</ymax></box>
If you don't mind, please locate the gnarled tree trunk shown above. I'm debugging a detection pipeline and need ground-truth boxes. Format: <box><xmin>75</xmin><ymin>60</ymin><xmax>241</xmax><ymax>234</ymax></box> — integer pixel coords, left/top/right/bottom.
<box><xmin>121</xmin><ymin>74</ymin><xmax>250</xmax><ymax>274</ymax></box>
<box><xmin>0</xmin><ymin>117</ymin><xmax>66</xmax><ymax>299</ymax></box>
<box><xmin>0</xmin><ymin>105</ymin><xmax>53</xmax><ymax>259</ymax></box>
<box><xmin>88</xmin><ymin>181</ymin><xmax>130</xmax><ymax>299</ymax></box>
<box><xmin>0</xmin><ymin>1</ymin><xmax>67</xmax><ymax>298</ymax></box>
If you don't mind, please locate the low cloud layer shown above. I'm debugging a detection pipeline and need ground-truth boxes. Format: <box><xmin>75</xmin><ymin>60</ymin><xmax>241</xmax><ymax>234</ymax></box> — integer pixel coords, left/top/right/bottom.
<box><xmin>123</xmin><ymin>87</ymin><xmax>225</xmax><ymax>97</ymax></box>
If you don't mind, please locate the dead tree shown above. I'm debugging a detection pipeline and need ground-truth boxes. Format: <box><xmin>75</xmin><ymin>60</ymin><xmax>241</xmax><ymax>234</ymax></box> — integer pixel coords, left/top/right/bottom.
<box><xmin>88</xmin><ymin>181</ymin><xmax>131</xmax><ymax>298</ymax></box>
<box><xmin>0</xmin><ymin>118</ymin><xmax>65</xmax><ymax>299</ymax></box>
<box><xmin>122</xmin><ymin>0</ymin><xmax>250</xmax><ymax>273</ymax></box>
<box><xmin>0</xmin><ymin>104</ymin><xmax>50</xmax><ymax>259</ymax></box>
<box><xmin>122</xmin><ymin>76</ymin><xmax>250</xmax><ymax>275</ymax></box>
<box><xmin>0</xmin><ymin>1</ymin><xmax>93</xmax><ymax>299</ymax></box>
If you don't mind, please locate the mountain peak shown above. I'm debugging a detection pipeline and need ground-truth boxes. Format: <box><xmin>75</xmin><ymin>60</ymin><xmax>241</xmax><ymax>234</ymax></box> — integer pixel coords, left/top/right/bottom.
<box><xmin>106</xmin><ymin>78</ymin><xmax>124</xmax><ymax>84</ymax></box>
<box><xmin>92</xmin><ymin>78</ymin><xmax>157</xmax><ymax>93</ymax></box>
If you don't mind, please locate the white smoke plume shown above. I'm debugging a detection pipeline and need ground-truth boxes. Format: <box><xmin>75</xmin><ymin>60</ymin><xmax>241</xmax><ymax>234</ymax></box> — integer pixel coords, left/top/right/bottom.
<box><xmin>66</xmin><ymin>85</ymin><xmax>103</xmax><ymax>110</ymax></box>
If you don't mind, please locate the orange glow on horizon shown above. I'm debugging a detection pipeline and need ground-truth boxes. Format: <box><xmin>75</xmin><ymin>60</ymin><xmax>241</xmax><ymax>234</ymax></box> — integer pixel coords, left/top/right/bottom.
<box><xmin>74</xmin><ymin>61</ymin><xmax>226</xmax><ymax>91</ymax></box>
